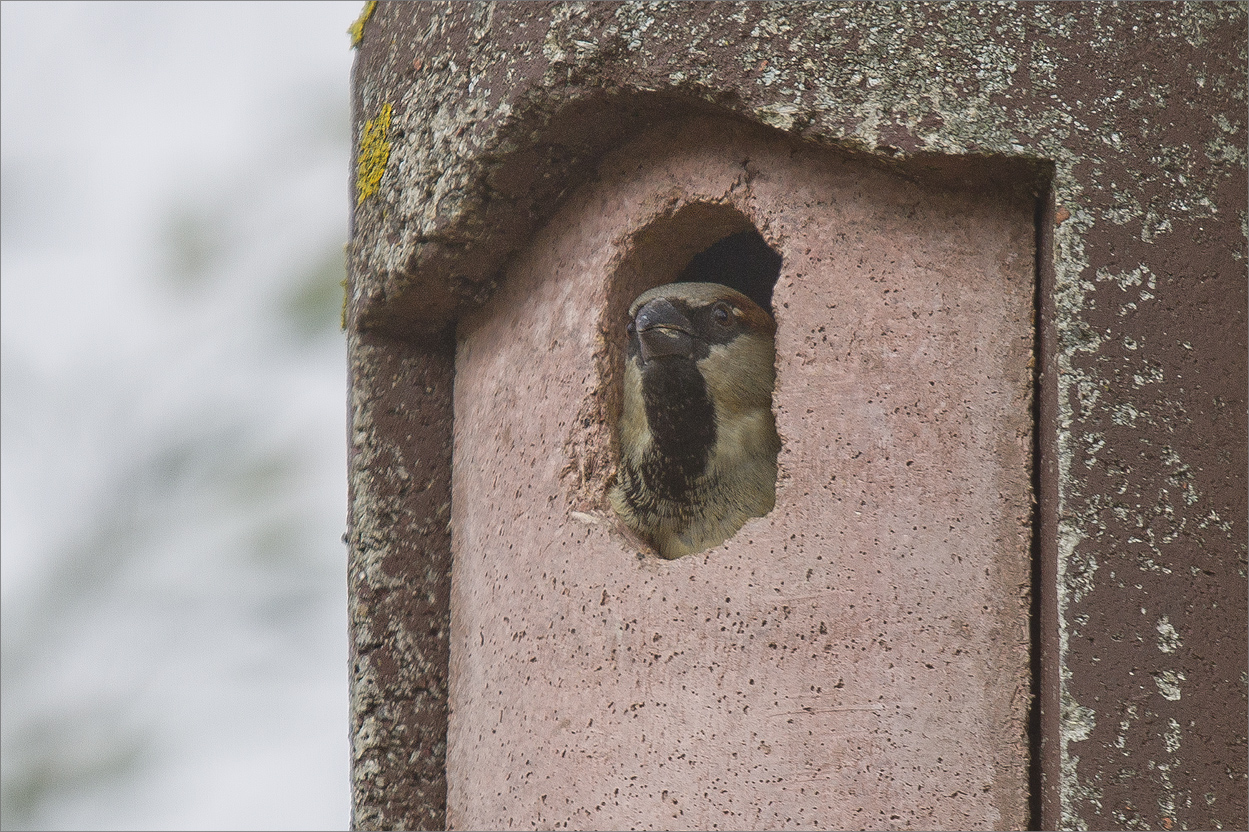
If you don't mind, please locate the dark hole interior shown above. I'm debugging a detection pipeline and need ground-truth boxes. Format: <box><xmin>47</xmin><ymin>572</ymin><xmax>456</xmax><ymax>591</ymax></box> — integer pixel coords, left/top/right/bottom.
<box><xmin>676</xmin><ymin>229</ymin><xmax>782</xmax><ymax>314</ymax></box>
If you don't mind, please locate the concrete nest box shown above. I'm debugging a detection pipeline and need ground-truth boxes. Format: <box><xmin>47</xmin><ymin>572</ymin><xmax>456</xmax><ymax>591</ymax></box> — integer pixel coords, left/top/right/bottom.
<box><xmin>362</xmin><ymin>108</ymin><xmax>1041</xmax><ymax>828</ymax></box>
<box><xmin>346</xmin><ymin>5</ymin><xmax>1247</xmax><ymax>832</ymax></box>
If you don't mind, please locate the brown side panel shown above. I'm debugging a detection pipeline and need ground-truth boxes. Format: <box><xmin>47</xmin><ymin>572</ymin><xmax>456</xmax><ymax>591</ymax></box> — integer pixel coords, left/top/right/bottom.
<box><xmin>1050</xmin><ymin>12</ymin><xmax>1249</xmax><ymax>831</ymax></box>
<box><xmin>1062</xmin><ymin>185</ymin><xmax>1249</xmax><ymax>829</ymax></box>
<box><xmin>347</xmin><ymin>332</ymin><xmax>454</xmax><ymax>831</ymax></box>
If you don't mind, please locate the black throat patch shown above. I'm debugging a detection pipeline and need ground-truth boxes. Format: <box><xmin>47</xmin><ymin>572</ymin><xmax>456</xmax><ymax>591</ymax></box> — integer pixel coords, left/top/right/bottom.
<box><xmin>638</xmin><ymin>355</ymin><xmax>716</xmax><ymax>502</ymax></box>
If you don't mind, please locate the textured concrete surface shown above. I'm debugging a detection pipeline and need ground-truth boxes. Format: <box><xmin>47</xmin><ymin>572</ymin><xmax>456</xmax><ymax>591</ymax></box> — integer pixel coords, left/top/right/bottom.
<box><xmin>347</xmin><ymin>332</ymin><xmax>455</xmax><ymax>830</ymax></box>
<box><xmin>448</xmin><ymin>119</ymin><xmax>1035</xmax><ymax>830</ymax></box>
<box><xmin>347</xmin><ymin>3</ymin><xmax>1247</xmax><ymax>829</ymax></box>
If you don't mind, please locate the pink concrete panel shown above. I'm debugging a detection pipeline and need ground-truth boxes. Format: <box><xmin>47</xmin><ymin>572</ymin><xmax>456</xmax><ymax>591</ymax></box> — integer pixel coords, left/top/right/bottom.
<box><xmin>448</xmin><ymin>118</ymin><xmax>1034</xmax><ymax>830</ymax></box>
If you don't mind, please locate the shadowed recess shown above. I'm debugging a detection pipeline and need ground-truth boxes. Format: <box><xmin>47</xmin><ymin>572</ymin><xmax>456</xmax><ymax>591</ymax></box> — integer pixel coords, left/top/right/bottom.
<box><xmin>677</xmin><ymin>229</ymin><xmax>781</xmax><ymax>314</ymax></box>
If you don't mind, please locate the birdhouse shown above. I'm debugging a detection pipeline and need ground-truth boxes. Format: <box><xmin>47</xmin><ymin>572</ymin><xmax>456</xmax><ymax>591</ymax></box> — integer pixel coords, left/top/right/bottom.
<box><xmin>346</xmin><ymin>5</ymin><xmax>1247</xmax><ymax>831</ymax></box>
<box><xmin>445</xmin><ymin>116</ymin><xmax>1038</xmax><ymax>829</ymax></box>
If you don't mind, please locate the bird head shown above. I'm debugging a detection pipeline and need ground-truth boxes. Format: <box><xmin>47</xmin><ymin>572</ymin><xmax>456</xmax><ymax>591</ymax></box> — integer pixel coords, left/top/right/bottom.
<box><xmin>613</xmin><ymin>282</ymin><xmax>779</xmax><ymax>559</ymax></box>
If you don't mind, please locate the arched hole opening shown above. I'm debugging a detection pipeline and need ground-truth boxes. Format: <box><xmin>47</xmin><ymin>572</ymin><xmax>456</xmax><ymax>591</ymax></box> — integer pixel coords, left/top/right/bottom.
<box><xmin>601</xmin><ymin>203</ymin><xmax>782</xmax><ymax>559</ymax></box>
<box><xmin>675</xmin><ymin>229</ymin><xmax>781</xmax><ymax>314</ymax></box>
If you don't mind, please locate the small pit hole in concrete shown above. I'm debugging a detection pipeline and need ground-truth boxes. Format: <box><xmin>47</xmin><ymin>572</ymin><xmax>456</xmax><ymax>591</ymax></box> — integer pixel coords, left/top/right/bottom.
<box><xmin>606</xmin><ymin>205</ymin><xmax>782</xmax><ymax>560</ymax></box>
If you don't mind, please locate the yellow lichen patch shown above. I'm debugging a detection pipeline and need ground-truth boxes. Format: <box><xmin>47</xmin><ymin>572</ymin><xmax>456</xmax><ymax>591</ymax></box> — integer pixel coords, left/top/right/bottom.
<box><xmin>347</xmin><ymin>1</ymin><xmax>377</xmax><ymax>48</ymax></box>
<box><xmin>355</xmin><ymin>102</ymin><xmax>392</xmax><ymax>205</ymax></box>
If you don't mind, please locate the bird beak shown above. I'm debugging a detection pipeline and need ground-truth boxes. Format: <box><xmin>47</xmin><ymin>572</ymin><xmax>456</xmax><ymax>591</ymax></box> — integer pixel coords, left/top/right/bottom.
<box><xmin>633</xmin><ymin>297</ymin><xmax>695</xmax><ymax>363</ymax></box>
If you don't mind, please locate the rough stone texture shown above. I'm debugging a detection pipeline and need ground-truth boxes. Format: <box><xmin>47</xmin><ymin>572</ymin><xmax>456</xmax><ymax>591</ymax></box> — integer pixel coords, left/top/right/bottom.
<box><xmin>347</xmin><ymin>332</ymin><xmax>454</xmax><ymax>830</ymax></box>
<box><xmin>347</xmin><ymin>3</ymin><xmax>1247</xmax><ymax>830</ymax></box>
<box><xmin>448</xmin><ymin>118</ymin><xmax>1036</xmax><ymax>830</ymax></box>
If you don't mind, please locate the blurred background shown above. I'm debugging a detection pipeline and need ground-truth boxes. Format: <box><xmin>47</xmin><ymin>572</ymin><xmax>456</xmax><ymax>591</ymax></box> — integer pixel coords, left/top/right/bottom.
<box><xmin>1</xmin><ymin>2</ymin><xmax>361</xmax><ymax>828</ymax></box>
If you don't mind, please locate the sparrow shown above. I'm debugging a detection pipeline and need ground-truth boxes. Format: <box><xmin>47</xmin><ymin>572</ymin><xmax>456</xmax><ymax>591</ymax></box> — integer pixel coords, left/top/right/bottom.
<box><xmin>610</xmin><ymin>282</ymin><xmax>780</xmax><ymax>559</ymax></box>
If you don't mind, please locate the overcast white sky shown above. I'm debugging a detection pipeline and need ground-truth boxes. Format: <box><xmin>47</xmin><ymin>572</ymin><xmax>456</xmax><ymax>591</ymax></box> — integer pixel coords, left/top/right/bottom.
<box><xmin>2</xmin><ymin>3</ymin><xmax>362</xmax><ymax>828</ymax></box>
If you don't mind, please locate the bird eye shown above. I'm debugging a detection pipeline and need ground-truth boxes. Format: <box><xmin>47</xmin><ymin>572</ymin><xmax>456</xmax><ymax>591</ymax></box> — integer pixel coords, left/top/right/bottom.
<box><xmin>712</xmin><ymin>302</ymin><xmax>733</xmax><ymax>325</ymax></box>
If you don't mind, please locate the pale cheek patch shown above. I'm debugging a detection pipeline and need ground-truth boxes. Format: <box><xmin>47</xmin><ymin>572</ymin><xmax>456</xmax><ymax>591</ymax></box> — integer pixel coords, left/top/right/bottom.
<box><xmin>709</xmin><ymin>409</ymin><xmax>777</xmax><ymax>470</ymax></box>
<box><xmin>699</xmin><ymin>336</ymin><xmax>776</xmax><ymax>414</ymax></box>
